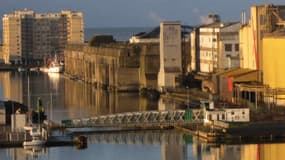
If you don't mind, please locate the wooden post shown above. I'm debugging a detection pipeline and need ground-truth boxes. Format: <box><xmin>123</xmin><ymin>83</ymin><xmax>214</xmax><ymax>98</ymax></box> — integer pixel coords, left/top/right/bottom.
<box><xmin>237</xmin><ymin>88</ymin><xmax>240</xmax><ymax>104</ymax></box>
<box><xmin>255</xmin><ymin>90</ymin><xmax>258</xmax><ymax>110</ymax></box>
<box><xmin>249</xmin><ymin>91</ymin><xmax>251</xmax><ymax>103</ymax></box>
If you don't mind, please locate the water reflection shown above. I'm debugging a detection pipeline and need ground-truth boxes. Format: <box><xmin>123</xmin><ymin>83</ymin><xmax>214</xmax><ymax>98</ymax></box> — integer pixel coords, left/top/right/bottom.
<box><xmin>1</xmin><ymin>72</ymin><xmax>285</xmax><ymax>160</ymax></box>
<box><xmin>86</xmin><ymin>131</ymin><xmax>185</xmax><ymax>145</ymax></box>
<box><xmin>23</xmin><ymin>146</ymin><xmax>47</xmax><ymax>159</ymax></box>
<box><xmin>3</xmin><ymin>147</ymin><xmax>47</xmax><ymax>160</ymax></box>
<box><xmin>2</xmin><ymin>133</ymin><xmax>285</xmax><ymax>160</ymax></box>
<box><xmin>47</xmin><ymin>73</ymin><xmax>60</xmax><ymax>91</ymax></box>
<box><xmin>0</xmin><ymin>72</ymin><xmax>23</xmax><ymax>103</ymax></box>
<box><xmin>0</xmin><ymin>72</ymin><xmax>159</xmax><ymax>122</ymax></box>
<box><xmin>188</xmin><ymin>141</ymin><xmax>285</xmax><ymax>160</ymax></box>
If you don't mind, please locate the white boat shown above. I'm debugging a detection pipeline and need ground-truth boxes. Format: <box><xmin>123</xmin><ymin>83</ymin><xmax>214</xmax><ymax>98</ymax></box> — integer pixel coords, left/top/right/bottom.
<box><xmin>48</xmin><ymin>66</ymin><xmax>63</xmax><ymax>73</ymax></box>
<box><xmin>18</xmin><ymin>67</ymin><xmax>27</xmax><ymax>72</ymax></box>
<box><xmin>40</xmin><ymin>62</ymin><xmax>63</xmax><ymax>73</ymax></box>
<box><xmin>23</xmin><ymin>76</ymin><xmax>46</xmax><ymax>147</ymax></box>
<box><xmin>23</xmin><ymin>136</ymin><xmax>46</xmax><ymax>146</ymax></box>
<box><xmin>29</xmin><ymin>67</ymin><xmax>39</xmax><ymax>72</ymax></box>
<box><xmin>23</xmin><ymin>127</ymin><xmax>46</xmax><ymax>146</ymax></box>
<box><xmin>40</xmin><ymin>55</ymin><xmax>64</xmax><ymax>73</ymax></box>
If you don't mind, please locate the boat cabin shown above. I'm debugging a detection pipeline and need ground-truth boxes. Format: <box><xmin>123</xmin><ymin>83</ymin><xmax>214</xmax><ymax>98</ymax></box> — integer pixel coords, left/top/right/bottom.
<box><xmin>202</xmin><ymin>100</ymin><xmax>250</xmax><ymax>123</ymax></box>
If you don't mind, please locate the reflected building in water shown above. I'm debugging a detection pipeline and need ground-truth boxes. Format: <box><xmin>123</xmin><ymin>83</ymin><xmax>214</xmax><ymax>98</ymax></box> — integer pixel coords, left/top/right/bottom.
<box><xmin>0</xmin><ymin>72</ymin><xmax>23</xmax><ymax>103</ymax></box>
<box><xmin>188</xmin><ymin>140</ymin><xmax>285</xmax><ymax>160</ymax></box>
<box><xmin>5</xmin><ymin>147</ymin><xmax>47</xmax><ymax>160</ymax></box>
<box><xmin>162</xmin><ymin>142</ymin><xmax>184</xmax><ymax>160</ymax></box>
<box><xmin>158</xmin><ymin>98</ymin><xmax>180</xmax><ymax>111</ymax></box>
<box><xmin>63</xmin><ymin>77</ymin><xmax>158</xmax><ymax>118</ymax></box>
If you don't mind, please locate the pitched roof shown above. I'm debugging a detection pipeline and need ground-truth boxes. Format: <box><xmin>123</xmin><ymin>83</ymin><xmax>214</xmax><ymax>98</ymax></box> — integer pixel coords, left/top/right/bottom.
<box><xmin>132</xmin><ymin>25</ymin><xmax>194</xmax><ymax>39</ymax></box>
<box><xmin>200</xmin><ymin>22</ymin><xmax>240</xmax><ymax>29</ymax></box>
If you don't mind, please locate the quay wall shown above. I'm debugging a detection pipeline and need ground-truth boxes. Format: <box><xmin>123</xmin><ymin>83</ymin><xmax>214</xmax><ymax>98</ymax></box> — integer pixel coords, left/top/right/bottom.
<box><xmin>64</xmin><ymin>43</ymin><xmax>159</xmax><ymax>91</ymax></box>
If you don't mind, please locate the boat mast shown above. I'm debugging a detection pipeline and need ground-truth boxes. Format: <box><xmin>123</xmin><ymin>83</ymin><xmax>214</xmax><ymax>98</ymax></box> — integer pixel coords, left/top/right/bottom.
<box><xmin>27</xmin><ymin>75</ymin><xmax>31</xmax><ymax>124</ymax></box>
<box><xmin>50</xmin><ymin>92</ymin><xmax>53</xmax><ymax>120</ymax></box>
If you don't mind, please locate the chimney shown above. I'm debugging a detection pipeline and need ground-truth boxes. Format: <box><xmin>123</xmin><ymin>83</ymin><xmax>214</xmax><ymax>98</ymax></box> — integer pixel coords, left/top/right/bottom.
<box><xmin>241</xmin><ymin>11</ymin><xmax>247</xmax><ymax>25</ymax></box>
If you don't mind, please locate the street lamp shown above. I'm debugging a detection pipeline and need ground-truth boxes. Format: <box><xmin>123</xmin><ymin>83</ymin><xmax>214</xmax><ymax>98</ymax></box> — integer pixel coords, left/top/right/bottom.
<box><xmin>186</xmin><ymin>86</ymin><xmax>189</xmax><ymax>109</ymax></box>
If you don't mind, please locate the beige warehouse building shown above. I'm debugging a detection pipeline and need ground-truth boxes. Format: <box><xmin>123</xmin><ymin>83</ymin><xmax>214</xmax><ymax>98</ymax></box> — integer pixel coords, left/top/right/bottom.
<box><xmin>2</xmin><ymin>9</ymin><xmax>84</xmax><ymax>64</ymax></box>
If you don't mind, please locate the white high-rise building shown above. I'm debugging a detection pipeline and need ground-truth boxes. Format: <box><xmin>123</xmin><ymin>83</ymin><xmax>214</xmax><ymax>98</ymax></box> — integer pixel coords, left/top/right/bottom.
<box><xmin>157</xmin><ymin>22</ymin><xmax>182</xmax><ymax>92</ymax></box>
<box><xmin>2</xmin><ymin>9</ymin><xmax>84</xmax><ymax>64</ymax></box>
<box><xmin>192</xmin><ymin>22</ymin><xmax>240</xmax><ymax>73</ymax></box>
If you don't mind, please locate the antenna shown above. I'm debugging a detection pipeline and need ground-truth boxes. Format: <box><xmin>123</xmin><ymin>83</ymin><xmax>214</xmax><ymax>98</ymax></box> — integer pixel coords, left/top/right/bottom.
<box><xmin>241</xmin><ymin>11</ymin><xmax>247</xmax><ymax>25</ymax></box>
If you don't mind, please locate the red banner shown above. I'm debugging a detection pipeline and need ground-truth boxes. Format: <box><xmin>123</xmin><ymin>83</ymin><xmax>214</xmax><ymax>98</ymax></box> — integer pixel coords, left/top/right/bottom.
<box><xmin>227</xmin><ymin>77</ymin><xmax>233</xmax><ymax>92</ymax></box>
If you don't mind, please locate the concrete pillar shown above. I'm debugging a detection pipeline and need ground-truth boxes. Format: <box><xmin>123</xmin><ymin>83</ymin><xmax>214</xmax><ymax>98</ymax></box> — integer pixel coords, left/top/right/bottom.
<box><xmin>255</xmin><ymin>90</ymin><xmax>257</xmax><ymax>109</ymax></box>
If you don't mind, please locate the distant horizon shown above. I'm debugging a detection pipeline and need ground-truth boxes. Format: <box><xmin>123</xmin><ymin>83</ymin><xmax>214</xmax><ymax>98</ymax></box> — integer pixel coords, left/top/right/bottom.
<box><xmin>0</xmin><ymin>26</ymin><xmax>155</xmax><ymax>30</ymax></box>
<box><xmin>0</xmin><ymin>27</ymin><xmax>154</xmax><ymax>42</ymax></box>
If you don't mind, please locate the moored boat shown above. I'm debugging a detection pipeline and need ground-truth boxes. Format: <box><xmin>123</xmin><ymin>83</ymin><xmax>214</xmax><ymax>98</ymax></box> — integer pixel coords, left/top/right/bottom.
<box><xmin>40</xmin><ymin>54</ymin><xmax>64</xmax><ymax>73</ymax></box>
<box><xmin>23</xmin><ymin>127</ymin><xmax>46</xmax><ymax>146</ymax></box>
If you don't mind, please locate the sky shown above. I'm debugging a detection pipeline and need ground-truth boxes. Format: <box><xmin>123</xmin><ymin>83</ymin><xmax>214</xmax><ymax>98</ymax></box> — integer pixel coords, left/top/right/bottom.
<box><xmin>0</xmin><ymin>0</ymin><xmax>284</xmax><ymax>28</ymax></box>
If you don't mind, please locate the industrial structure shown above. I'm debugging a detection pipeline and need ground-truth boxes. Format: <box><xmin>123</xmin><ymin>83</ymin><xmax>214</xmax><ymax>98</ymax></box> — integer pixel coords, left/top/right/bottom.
<box><xmin>64</xmin><ymin>42</ymin><xmax>162</xmax><ymax>91</ymax></box>
<box><xmin>236</xmin><ymin>4</ymin><xmax>285</xmax><ymax>105</ymax></box>
<box><xmin>239</xmin><ymin>4</ymin><xmax>285</xmax><ymax>74</ymax></box>
<box><xmin>190</xmin><ymin>4</ymin><xmax>285</xmax><ymax>106</ymax></box>
<box><xmin>157</xmin><ymin>22</ymin><xmax>182</xmax><ymax>92</ymax></box>
<box><xmin>62</xmin><ymin>3</ymin><xmax>285</xmax><ymax>106</ymax></box>
<box><xmin>2</xmin><ymin>9</ymin><xmax>84</xmax><ymax>64</ymax></box>
<box><xmin>262</xmin><ymin>32</ymin><xmax>285</xmax><ymax>105</ymax></box>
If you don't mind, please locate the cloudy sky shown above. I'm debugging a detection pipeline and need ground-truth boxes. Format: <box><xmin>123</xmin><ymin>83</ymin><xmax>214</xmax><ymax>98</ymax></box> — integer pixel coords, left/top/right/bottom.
<box><xmin>0</xmin><ymin>0</ymin><xmax>284</xmax><ymax>28</ymax></box>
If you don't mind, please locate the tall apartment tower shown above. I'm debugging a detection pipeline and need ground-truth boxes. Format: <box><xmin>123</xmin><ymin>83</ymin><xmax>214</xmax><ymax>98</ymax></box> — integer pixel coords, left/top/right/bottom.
<box><xmin>61</xmin><ymin>10</ymin><xmax>84</xmax><ymax>43</ymax></box>
<box><xmin>157</xmin><ymin>22</ymin><xmax>182</xmax><ymax>92</ymax></box>
<box><xmin>2</xmin><ymin>9</ymin><xmax>84</xmax><ymax>64</ymax></box>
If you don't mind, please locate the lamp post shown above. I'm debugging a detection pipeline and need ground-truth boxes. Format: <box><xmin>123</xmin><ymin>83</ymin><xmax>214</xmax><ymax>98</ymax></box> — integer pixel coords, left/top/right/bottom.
<box><xmin>186</xmin><ymin>86</ymin><xmax>189</xmax><ymax>109</ymax></box>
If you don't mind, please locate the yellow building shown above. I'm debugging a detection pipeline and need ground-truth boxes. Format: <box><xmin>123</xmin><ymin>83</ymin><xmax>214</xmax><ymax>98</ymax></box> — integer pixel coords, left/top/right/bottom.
<box><xmin>239</xmin><ymin>24</ymin><xmax>256</xmax><ymax>70</ymax></box>
<box><xmin>239</xmin><ymin>4</ymin><xmax>285</xmax><ymax>77</ymax></box>
<box><xmin>263</xmin><ymin>34</ymin><xmax>285</xmax><ymax>105</ymax></box>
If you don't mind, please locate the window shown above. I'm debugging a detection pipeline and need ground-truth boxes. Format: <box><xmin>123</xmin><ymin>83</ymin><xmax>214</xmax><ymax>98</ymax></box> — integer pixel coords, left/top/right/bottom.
<box><xmin>208</xmin><ymin>114</ymin><xmax>212</xmax><ymax>120</ymax></box>
<box><xmin>225</xmin><ymin>44</ymin><xmax>232</xmax><ymax>52</ymax></box>
<box><xmin>222</xmin><ymin>114</ymin><xmax>225</xmax><ymax>120</ymax></box>
<box><xmin>235</xmin><ymin>44</ymin><xmax>239</xmax><ymax>51</ymax></box>
<box><xmin>260</xmin><ymin>15</ymin><xmax>266</xmax><ymax>25</ymax></box>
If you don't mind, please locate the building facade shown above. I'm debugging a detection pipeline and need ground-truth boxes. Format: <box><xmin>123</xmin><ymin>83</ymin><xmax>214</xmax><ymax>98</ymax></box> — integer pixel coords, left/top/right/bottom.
<box><xmin>219</xmin><ymin>22</ymin><xmax>241</xmax><ymax>70</ymax></box>
<box><xmin>239</xmin><ymin>4</ymin><xmax>285</xmax><ymax>73</ymax></box>
<box><xmin>157</xmin><ymin>22</ymin><xmax>182</xmax><ymax>92</ymax></box>
<box><xmin>263</xmin><ymin>34</ymin><xmax>285</xmax><ymax>105</ymax></box>
<box><xmin>2</xmin><ymin>9</ymin><xmax>84</xmax><ymax>64</ymax></box>
<box><xmin>199</xmin><ymin>23</ymin><xmax>220</xmax><ymax>73</ymax></box>
<box><xmin>0</xmin><ymin>45</ymin><xmax>3</xmax><ymax>63</ymax></box>
<box><xmin>196</xmin><ymin>22</ymin><xmax>240</xmax><ymax>74</ymax></box>
<box><xmin>65</xmin><ymin>42</ymin><xmax>163</xmax><ymax>91</ymax></box>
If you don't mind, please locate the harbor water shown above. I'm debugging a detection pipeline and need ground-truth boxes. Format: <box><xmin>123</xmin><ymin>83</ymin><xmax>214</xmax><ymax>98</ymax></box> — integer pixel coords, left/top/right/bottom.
<box><xmin>1</xmin><ymin>72</ymin><xmax>285</xmax><ymax>159</ymax></box>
